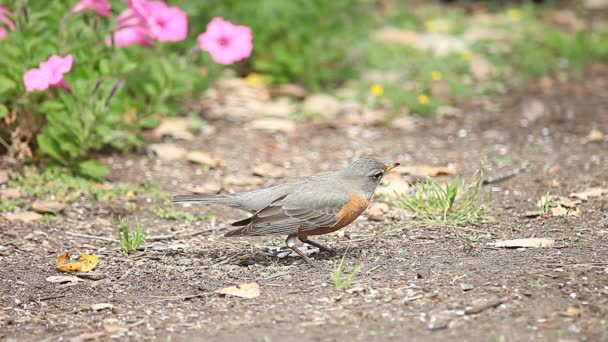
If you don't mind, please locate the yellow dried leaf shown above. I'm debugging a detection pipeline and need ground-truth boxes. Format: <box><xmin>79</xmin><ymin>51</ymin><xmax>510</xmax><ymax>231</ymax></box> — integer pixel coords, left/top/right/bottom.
<box><xmin>56</xmin><ymin>252</ymin><xmax>99</xmax><ymax>273</ymax></box>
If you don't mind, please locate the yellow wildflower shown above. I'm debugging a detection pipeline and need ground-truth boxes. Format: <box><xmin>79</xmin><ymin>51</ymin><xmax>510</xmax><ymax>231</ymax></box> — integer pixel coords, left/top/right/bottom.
<box><xmin>507</xmin><ymin>9</ymin><xmax>521</xmax><ymax>22</ymax></box>
<box><xmin>431</xmin><ymin>71</ymin><xmax>443</xmax><ymax>81</ymax></box>
<box><xmin>461</xmin><ymin>51</ymin><xmax>473</xmax><ymax>61</ymax></box>
<box><xmin>417</xmin><ymin>94</ymin><xmax>430</xmax><ymax>105</ymax></box>
<box><xmin>245</xmin><ymin>73</ymin><xmax>264</xmax><ymax>86</ymax></box>
<box><xmin>370</xmin><ymin>84</ymin><xmax>384</xmax><ymax>97</ymax></box>
<box><xmin>424</xmin><ymin>20</ymin><xmax>437</xmax><ymax>32</ymax></box>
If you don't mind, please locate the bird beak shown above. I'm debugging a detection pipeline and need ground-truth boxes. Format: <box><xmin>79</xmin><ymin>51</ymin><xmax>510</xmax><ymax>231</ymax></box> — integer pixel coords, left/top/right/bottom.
<box><xmin>384</xmin><ymin>162</ymin><xmax>400</xmax><ymax>172</ymax></box>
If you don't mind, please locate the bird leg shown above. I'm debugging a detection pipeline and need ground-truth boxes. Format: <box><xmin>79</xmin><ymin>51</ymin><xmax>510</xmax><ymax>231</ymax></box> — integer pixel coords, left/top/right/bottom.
<box><xmin>298</xmin><ymin>235</ymin><xmax>335</xmax><ymax>254</ymax></box>
<box><xmin>286</xmin><ymin>234</ymin><xmax>314</xmax><ymax>266</ymax></box>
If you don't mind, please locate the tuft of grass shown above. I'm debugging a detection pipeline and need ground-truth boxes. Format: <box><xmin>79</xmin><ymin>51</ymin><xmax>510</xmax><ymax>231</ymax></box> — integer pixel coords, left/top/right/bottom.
<box><xmin>332</xmin><ymin>249</ymin><xmax>363</xmax><ymax>290</ymax></box>
<box><xmin>0</xmin><ymin>199</ymin><xmax>26</xmax><ymax>212</ymax></box>
<box><xmin>9</xmin><ymin>166</ymin><xmax>145</xmax><ymax>202</ymax></box>
<box><xmin>394</xmin><ymin>175</ymin><xmax>489</xmax><ymax>225</ymax></box>
<box><xmin>118</xmin><ymin>216</ymin><xmax>146</xmax><ymax>254</ymax></box>
<box><xmin>151</xmin><ymin>207</ymin><xmax>214</xmax><ymax>222</ymax></box>
<box><xmin>537</xmin><ymin>193</ymin><xmax>558</xmax><ymax>215</ymax></box>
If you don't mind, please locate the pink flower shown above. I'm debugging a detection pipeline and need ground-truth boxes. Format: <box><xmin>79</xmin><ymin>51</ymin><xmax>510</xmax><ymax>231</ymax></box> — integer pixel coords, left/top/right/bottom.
<box><xmin>141</xmin><ymin>1</ymin><xmax>187</xmax><ymax>42</ymax></box>
<box><xmin>23</xmin><ymin>55</ymin><xmax>73</xmax><ymax>92</ymax></box>
<box><xmin>197</xmin><ymin>17</ymin><xmax>252</xmax><ymax>65</ymax></box>
<box><xmin>110</xmin><ymin>0</ymin><xmax>187</xmax><ymax>47</ymax></box>
<box><xmin>71</xmin><ymin>0</ymin><xmax>112</xmax><ymax>17</ymax></box>
<box><xmin>0</xmin><ymin>5</ymin><xmax>15</xmax><ymax>40</ymax></box>
<box><xmin>109</xmin><ymin>8</ymin><xmax>153</xmax><ymax>47</ymax></box>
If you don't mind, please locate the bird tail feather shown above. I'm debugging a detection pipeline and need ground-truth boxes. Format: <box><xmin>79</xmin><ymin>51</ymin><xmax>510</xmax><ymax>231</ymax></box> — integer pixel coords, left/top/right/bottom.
<box><xmin>172</xmin><ymin>194</ymin><xmax>239</xmax><ymax>207</ymax></box>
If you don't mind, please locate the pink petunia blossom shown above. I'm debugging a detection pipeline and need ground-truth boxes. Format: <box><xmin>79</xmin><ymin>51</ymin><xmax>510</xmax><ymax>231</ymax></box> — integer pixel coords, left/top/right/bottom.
<box><xmin>141</xmin><ymin>1</ymin><xmax>187</xmax><ymax>42</ymax></box>
<box><xmin>71</xmin><ymin>0</ymin><xmax>112</xmax><ymax>17</ymax></box>
<box><xmin>0</xmin><ymin>5</ymin><xmax>15</xmax><ymax>40</ymax></box>
<box><xmin>23</xmin><ymin>55</ymin><xmax>73</xmax><ymax>92</ymax></box>
<box><xmin>109</xmin><ymin>8</ymin><xmax>153</xmax><ymax>47</ymax></box>
<box><xmin>110</xmin><ymin>0</ymin><xmax>187</xmax><ymax>47</ymax></box>
<box><xmin>197</xmin><ymin>17</ymin><xmax>252</xmax><ymax>65</ymax></box>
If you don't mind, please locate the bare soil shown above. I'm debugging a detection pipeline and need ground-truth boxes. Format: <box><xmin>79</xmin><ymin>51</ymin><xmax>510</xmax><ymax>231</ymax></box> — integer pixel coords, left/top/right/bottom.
<box><xmin>1</xmin><ymin>65</ymin><xmax>608</xmax><ymax>341</ymax></box>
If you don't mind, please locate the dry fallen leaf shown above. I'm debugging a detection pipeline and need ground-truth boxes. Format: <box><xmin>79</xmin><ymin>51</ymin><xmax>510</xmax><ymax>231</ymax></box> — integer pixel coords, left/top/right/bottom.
<box><xmin>522</xmin><ymin>98</ymin><xmax>547</xmax><ymax>123</ymax></box>
<box><xmin>550</xmin><ymin>206</ymin><xmax>581</xmax><ymax>217</ymax></box>
<box><xmin>93</xmin><ymin>217</ymin><xmax>112</xmax><ymax>227</ymax></box>
<box><xmin>56</xmin><ymin>252</ymin><xmax>99</xmax><ymax>273</ymax></box>
<box><xmin>186</xmin><ymin>151</ymin><xmax>225</xmax><ymax>168</ymax></box>
<box><xmin>188</xmin><ymin>183</ymin><xmax>222</xmax><ymax>195</ymax></box>
<box><xmin>560</xmin><ymin>306</ymin><xmax>582</xmax><ymax>317</ymax></box>
<box><xmin>46</xmin><ymin>275</ymin><xmax>84</xmax><ymax>284</ymax></box>
<box><xmin>393</xmin><ymin>165</ymin><xmax>458</xmax><ymax>177</ymax></box>
<box><xmin>368</xmin><ymin>202</ymin><xmax>389</xmax><ymax>216</ymax></box>
<box><xmin>487</xmin><ymin>238</ymin><xmax>555</xmax><ymax>248</ymax></box>
<box><xmin>2</xmin><ymin>211</ymin><xmax>43</xmax><ymax>222</ymax></box>
<box><xmin>148</xmin><ymin>143</ymin><xmax>188</xmax><ymax>162</ymax></box>
<box><xmin>554</xmin><ymin>196</ymin><xmax>581</xmax><ymax>208</ymax></box>
<box><xmin>269</xmin><ymin>84</ymin><xmax>309</xmax><ymax>99</ymax></box>
<box><xmin>373</xmin><ymin>27</ymin><xmax>418</xmax><ymax>44</ymax></box>
<box><xmin>32</xmin><ymin>201</ymin><xmax>66</xmax><ymax>214</ymax></box>
<box><xmin>0</xmin><ymin>169</ymin><xmax>8</xmax><ymax>184</ymax></box>
<box><xmin>253</xmin><ymin>163</ymin><xmax>285</xmax><ymax>178</ymax></box>
<box><xmin>250</xmin><ymin>118</ymin><xmax>296</xmax><ymax>134</ymax></box>
<box><xmin>584</xmin><ymin>129</ymin><xmax>605</xmax><ymax>143</ymax></box>
<box><xmin>247</xmin><ymin>98</ymin><xmax>295</xmax><ymax>118</ymax></box>
<box><xmin>551</xmin><ymin>9</ymin><xmax>585</xmax><ymax>32</ymax></box>
<box><xmin>216</xmin><ymin>282</ymin><xmax>260</xmax><ymax>299</ymax></box>
<box><xmin>303</xmin><ymin>93</ymin><xmax>342</xmax><ymax>118</ymax></box>
<box><xmin>367</xmin><ymin>202</ymin><xmax>390</xmax><ymax>221</ymax></box>
<box><xmin>0</xmin><ymin>188</ymin><xmax>23</xmax><ymax>199</ymax></box>
<box><xmin>392</xmin><ymin>116</ymin><xmax>416</xmax><ymax>131</ymax></box>
<box><xmin>569</xmin><ymin>187</ymin><xmax>608</xmax><ymax>201</ymax></box>
<box><xmin>470</xmin><ymin>56</ymin><xmax>497</xmax><ymax>82</ymax></box>
<box><xmin>91</xmin><ymin>303</ymin><xmax>114</xmax><ymax>311</ymax></box>
<box><xmin>223</xmin><ymin>175</ymin><xmax>265</xmax><ymax>187</ymax></box>
<box><xmin>153</xmin><ymin>117</ymin><xmax>195</xmax><ymax>141</ymax></box>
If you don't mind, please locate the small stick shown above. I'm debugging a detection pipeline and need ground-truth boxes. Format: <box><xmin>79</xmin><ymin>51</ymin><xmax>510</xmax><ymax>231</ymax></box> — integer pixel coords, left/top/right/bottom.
<box><xmin>482</xmin><ymin>160</ymin><xmax>530</xmax><ymax>185</ymax></box>
<box><xmin>65</xmin><ymin>232</ymin><xmax>118</xmax><ymax>242</ymax></box>
<box><xmin>464</xmin><ymin>297</ymin><xmax>507</xmax><ymax>315</ymax></box>
<box><xmin>147</xmin><ymin>230</ymin><xmax>207</xmax><ymax>241</ymax></box>
<box><xmin>38</xmin><ymin>294</ymin><xmax>66</xmax><ymax>301</ymax></box>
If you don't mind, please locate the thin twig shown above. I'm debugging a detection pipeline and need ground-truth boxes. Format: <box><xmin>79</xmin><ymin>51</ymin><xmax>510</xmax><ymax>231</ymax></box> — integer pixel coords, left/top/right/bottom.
<box><xmin>38</xmin><ymin>294</ymin><xmax>66</xmax><ymax>301</ymax></box>
<box><xmin>482</xmin><ymin>160</ymin><xmax>530</xmax><ymax>185</ymax></box>
<box><xmin>147</xmin><ymin>230</ymin><xmax>207</xmax><ymax>241</ymax></box>
<box><xmin>66</xmin><ymin>232</ymin><xmax>118</xmax><ymax>242</ymax></box>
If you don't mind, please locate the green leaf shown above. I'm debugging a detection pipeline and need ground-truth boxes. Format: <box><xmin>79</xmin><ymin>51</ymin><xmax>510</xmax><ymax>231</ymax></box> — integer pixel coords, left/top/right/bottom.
<box><xmin>76</xmin><ymin>160</ymin><xmax>109</xmax><ymax>180</ymax></box>
<box><xmin>99</xmin><ymin>59</ymin><xmax>111</xmax><ymax>74</ymax></box>
<box><xmin>37</xmin><ymin>134</ymin><xmax>68</xmax><ymax>165</ymax></box>
<box><xmin>0</xmin><ymin>75</ymin><xmax>17</xmax><ymax>95</ymax></box>
<box><xmin>0</xmin><ymin>104</ymin><xmax>8</xmax><ymax>119</ymax></box>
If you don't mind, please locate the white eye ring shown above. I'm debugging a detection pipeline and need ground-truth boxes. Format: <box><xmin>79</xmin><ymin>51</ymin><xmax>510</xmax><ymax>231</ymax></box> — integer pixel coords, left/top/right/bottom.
<box><xmin>370</xmin><ymin>171</ymin><xmax>384</xmax><ymax>180</ymax></box>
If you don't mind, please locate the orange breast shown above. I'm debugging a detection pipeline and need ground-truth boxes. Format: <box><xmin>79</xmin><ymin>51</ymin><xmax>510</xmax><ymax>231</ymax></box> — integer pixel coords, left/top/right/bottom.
<box><xmin>303</xmin><ymin>192</ymin><xmax>369</xmax><ymax>236</ymax></box>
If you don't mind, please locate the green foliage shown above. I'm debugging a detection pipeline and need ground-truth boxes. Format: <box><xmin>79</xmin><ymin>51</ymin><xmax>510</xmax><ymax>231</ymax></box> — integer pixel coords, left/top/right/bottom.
<box><xmin>0</xmin><ymin>1</ymin><xmax>215</xmax><ymax>177</ymax></box>
<box><xmin>118</xmin><ymin>216</ymin><xmax>146</xmax><ymax>253</ymax></box>
<box><xmin>0</xmin><ymin>198</ymin><xmax>26</xmax><ymax>212</ymax></box>
<box><xmin>182</xmin><ymin>0</ymin><xmax>372</xmax><ymax>90</ymax></box>
<box><xmin>8</xmin><ymin>166</ymin><xmax>144</xmax><ymax>202</ymax></box>
<box><xmin>332</xmin><ymin>250</ymin><xmax>362</xmax><ymax>290</ymax></box>
<box><xmin>394</xmin><ymin>175</ymin><xmax>489</xmax><ymax>226</ymax></box>
<box><xmin>537</xmin><ymin>193</ymin><xmax>557</xmax><ymax>215</ymax></box>
<box><xmin>152</xmin><ymin>206</ymin><xmax>214</xmax><ymax>222</ymax></box>
<box><xmin>363</xmin><ymin>3</ymin><xmax>608</xmax><ymax>117</ymax></box>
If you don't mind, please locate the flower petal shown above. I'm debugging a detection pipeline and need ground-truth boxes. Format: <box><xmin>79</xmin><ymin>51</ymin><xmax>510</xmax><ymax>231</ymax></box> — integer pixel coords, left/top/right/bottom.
<box><xmin>24</xmin><ymin>68</ymin><xmax>52</xmax><ymax>92</ymax></box>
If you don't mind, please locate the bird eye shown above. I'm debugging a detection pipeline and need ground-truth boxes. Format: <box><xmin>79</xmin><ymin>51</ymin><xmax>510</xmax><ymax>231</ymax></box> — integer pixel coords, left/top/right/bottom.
<box><xmin>370</xmin><ymin>171</ymin><xmax>384</xmax><ymax>180</ymax></box>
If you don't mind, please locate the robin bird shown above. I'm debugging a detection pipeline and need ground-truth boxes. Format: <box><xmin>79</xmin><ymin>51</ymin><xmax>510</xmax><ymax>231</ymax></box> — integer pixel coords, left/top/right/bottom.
<box><xmin>173</xmin><ymin>157</ymin><xmax>399</xmax><ymax>264</ymax></box>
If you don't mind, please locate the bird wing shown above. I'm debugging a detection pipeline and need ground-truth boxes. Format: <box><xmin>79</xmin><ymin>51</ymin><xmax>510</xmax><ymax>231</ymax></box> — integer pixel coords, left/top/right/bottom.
<box><xmin>224</xmin><ymin>189</ymin><xmax>349</xmax><ymax>237</ymax></box>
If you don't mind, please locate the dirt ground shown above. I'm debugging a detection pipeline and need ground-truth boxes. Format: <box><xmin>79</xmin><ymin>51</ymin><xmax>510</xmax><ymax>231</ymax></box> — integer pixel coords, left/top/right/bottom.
<box><xmin>1</xmin><ymin>63</ymin><xmax>608</xmax><ymax>341</ymax></box>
